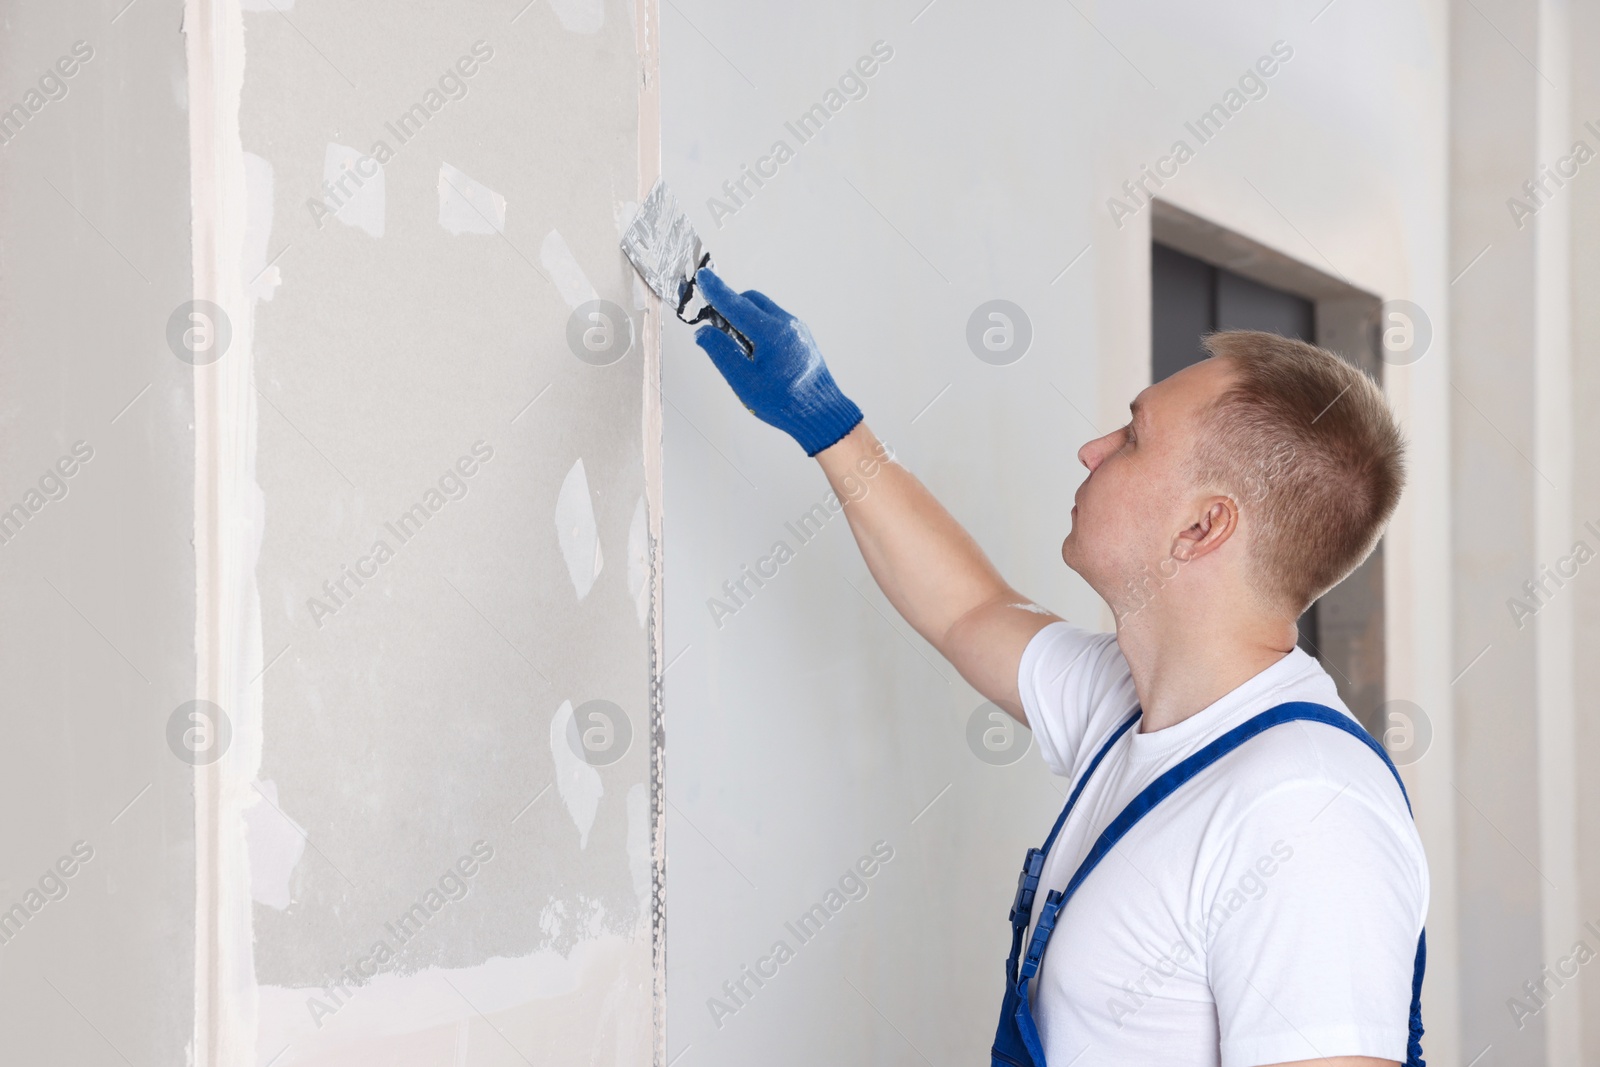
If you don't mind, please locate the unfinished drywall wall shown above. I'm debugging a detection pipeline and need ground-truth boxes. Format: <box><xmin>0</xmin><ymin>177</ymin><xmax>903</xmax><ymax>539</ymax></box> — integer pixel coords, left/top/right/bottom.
<box><xmin>185</xmin><ymin>0</ymin><xmax>662</xmax><ymax>1063</ymax></box>
<box><xmin>661</xmin><ymin>2</ymin><xmax>1458</xmax><ymax>1063</ymax></box>
<box><xmin>0</xmin><ymin>0</ymin><xmax>196</xmax><ymax>1061</ymax></box>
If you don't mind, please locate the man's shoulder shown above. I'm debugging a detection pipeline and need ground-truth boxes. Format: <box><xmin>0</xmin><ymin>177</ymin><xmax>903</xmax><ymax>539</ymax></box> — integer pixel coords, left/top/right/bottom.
<box><xmin>1020</xmin><ymin>622</ymin><xmax>1133</xmax><ymax>723</ymax></box>
<box><xmin>1232</xmin><ymin>704</ymin><xmax>1397</xmax><ymax>781</ymax></box>
<box><xmin>1022</xmin><ymin>620</ymin><xmax>1123</xmax><ymax>678</ymax></box>
<box><xmin>1019</xmin><ymin>622</ymin><xmax>1138</xmax><ymax>777</ymax></box>
<box><xmin>1196</xmin><ymin>705</ymin><xmax>1419</xmax><ymax>846</ymax></box>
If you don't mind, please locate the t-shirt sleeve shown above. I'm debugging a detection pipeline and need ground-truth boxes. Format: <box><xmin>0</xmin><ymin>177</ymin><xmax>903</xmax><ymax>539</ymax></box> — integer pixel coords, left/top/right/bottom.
<box><xmin>1016</xmin><ymin>620</ymin><xmax>1136</xmax><ymax>778</ymax></box>
<box><xmin>1202</xmin><ymin>775</ymin><xmax>1430</xmax><ymax>1067</ymax></box>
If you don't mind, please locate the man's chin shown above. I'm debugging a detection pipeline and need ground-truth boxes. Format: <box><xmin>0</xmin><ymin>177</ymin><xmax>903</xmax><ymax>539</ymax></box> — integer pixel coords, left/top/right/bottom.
<box><xmin>1060</xmin><ymin>534</ymin><xmax>1096</xmax><ymax>585</ymax></box>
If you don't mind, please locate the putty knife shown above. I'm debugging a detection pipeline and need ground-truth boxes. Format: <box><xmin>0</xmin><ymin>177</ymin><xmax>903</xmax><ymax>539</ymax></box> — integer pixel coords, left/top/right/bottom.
<box><xmin>620</xmin><ymin>179</ymin><xmax>753</xmax><ymax>356</ymax></box>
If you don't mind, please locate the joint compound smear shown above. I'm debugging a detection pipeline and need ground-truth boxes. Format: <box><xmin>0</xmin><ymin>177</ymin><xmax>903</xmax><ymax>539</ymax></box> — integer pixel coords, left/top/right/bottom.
<box><xmin>303</xmin><ymin>841</ymin><xmax>496</xmax><ymax>1028</ymax></box>
<box><xmin>438</xmin><ymin>163</ymin><xmax>506</xmax><ymax>235</ymax></box>
<box><xmin>551</xmin><ymin>700</ymin><xmax>603</xmax><ymax>848</ymax></box>
<box><xmin>304</xmin><ymin>41</ymin><xmax>495</xmax><ymax>231</ymax></box>
<box><xmin>555</xmin><ymin>458</ymin><xmax>604</xmax><ymax>600</ymax></box>
<box><xmin>306</xmin><ymin>441</ymin><xmax>495</xmax><ymax>629</ymax></box>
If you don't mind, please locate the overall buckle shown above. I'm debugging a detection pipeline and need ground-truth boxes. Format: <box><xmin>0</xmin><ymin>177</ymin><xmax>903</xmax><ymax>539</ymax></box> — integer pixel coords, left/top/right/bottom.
<box><xmin>1009</xmin><ymin>848</ymin><xmax>1046</xmax><ymax>927</ymax></box>
<box><xmin>1018</xmin><ymin>890</ymin><xmax>1064</xmax><ymax>981</ymax></box>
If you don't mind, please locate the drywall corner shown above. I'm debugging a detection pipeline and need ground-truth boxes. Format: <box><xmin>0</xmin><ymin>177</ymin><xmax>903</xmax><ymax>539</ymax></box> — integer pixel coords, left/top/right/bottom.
<box><xmin>632</xmin><ymin>0</ymin><xmax>667</xmax><ymax>1061</ymax></box>
<box><xmin>184</xmin><ymin>0</ymin><xmax>260</xmax><ymax>1063</ymax></box>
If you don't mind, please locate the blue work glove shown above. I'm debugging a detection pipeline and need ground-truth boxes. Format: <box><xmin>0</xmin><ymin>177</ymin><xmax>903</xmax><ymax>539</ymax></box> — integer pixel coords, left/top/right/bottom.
<box><xmin>692</xmin><ymin>267</ymin><xmax>864</xmax><ymax>457</ymax></box>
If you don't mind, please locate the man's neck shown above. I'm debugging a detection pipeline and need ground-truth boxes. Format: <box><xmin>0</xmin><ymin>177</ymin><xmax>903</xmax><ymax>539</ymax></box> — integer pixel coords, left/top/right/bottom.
<box><xmin>1114</xmin><ymin>607</ymin><xmax>1299</xmax><ymax>734</ymax></box>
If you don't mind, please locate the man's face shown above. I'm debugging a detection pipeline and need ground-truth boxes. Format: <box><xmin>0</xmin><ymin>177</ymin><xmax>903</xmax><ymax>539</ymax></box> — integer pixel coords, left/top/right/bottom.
<box><xmin>1061</xmin><ymin>357</ymin><xmax>1236</xmax><ymax>609</ymax></box>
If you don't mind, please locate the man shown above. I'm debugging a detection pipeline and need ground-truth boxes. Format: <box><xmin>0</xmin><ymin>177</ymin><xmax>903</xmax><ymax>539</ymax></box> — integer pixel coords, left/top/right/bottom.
<box><xmin>689</xmin><ymin>267</ymin><xmax>1429</xmax><ymax>1067</ymax></box>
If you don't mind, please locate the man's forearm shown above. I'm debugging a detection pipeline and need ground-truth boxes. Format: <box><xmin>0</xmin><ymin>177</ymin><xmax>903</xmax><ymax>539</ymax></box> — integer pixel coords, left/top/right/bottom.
<box><xmin>816</xmin><ymin>421</ymin><xmax>1017</xmax><ymax>651</ymax></box>
<box><xmin>684</xmin><ymin>273</ymin><xmax>1056</xmax><ymax>716</ymax></box>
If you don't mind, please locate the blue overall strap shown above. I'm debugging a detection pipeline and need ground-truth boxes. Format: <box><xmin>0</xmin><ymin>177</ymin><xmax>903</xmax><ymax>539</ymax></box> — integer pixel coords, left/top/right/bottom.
<box><xmin>1245</xmin><ymin>703</ymin><xmax>1427</xmax><ymax>1067</ymax></box>
<box><xmin>1007</xmin><ymin>701</ymin><xmax>1426</xmax><ymax>1067</ymax></box>
<box><xmin>1044</xmin><ymin>710</ymin><xmax>1145</xmax><ymax>854</ymax></box>
<box><xmin>994</xmin><ymin>709</ymin><xmax>1141</xmax><ymax>1066</ymax></box>
<box><xmin>1010</xmin><ymin>710</ymin><xmax>1143</xmax><ymax>938</ymax></box>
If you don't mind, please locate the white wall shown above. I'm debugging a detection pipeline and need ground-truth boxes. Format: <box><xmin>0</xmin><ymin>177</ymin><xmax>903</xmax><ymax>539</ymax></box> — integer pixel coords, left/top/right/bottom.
<box><xmin>661</xmin><ymin>1</ymin><xmax>1460</xmax><ymax>1063</ymax></box>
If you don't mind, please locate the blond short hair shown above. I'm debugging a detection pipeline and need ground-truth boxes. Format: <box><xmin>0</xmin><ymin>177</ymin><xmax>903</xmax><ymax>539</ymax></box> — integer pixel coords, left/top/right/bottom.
<box><xmin>1184</xmin><ymin>330</ymin><xmax>1407</xmax><ymax>617</ymax></box>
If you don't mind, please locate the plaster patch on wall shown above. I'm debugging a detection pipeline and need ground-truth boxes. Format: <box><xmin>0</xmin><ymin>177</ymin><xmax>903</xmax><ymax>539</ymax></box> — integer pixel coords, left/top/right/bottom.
<box><xmin>244</xmin><ymin>780</ymin><xmax>306</xmax><ymax>911</ymax></box>
<box><xmin>614</xmin><ymin>198</ymin><xmax>640</xmax><ymax>236</ymax></box>
<box><xmin>437</xmin><ymin>163</ymin><xmax>506</xmax><ymax>235</ymax></box>
<box><xmin>582</xmin><ymin>897</ymin><xmax>608</xmax><ymax>938</ymax></box>
<box><xmin>555</xmin><ymin>458</ymin><xmax>604</xmax><ymax>599</ymax></box>
<box><xmin>540</xmin><ymin>897</ymin><xmax>568</xmax><ymax>940</ymax></box>
<box><xmin>615</xmin><ymin>201</ymin><xmax>650</xmax><ymax>310</ymax></box>
<box><xmin>255</xmin><ymin>935</ymin><xmax>643</xmax><ymax>1063</ymax></box>
<box><xmin>549</xmin><ymin>0</ymin><xmax>605</xmax><ymax>35</ymax></box>
<box><xmin>539</xmin><ymin>229</ymin><xmax>601</xmax><ymax>309</ymax></box>
<box><xmin>242</xmin><ymin>152</ymin><xmax>280</xmax><ymax>302</ymax></box>
<box><xmin>627</xmin><ymin>494</ymin><xmax>648</xmax><ymax>628</ymax></box>
<box><xmin>550</xmin><ymin>699</ymin><xmax>603</xmax><ymax>848</ymax></box>
<box><xmin>618</xmin><ymin>202</ymin><xmax>648</xmax><ymax>316</ymax></box>
<box><xmin>323</xmin><ymin>142</ymin><xmax>385</xmax><ymax>238</ymax></box>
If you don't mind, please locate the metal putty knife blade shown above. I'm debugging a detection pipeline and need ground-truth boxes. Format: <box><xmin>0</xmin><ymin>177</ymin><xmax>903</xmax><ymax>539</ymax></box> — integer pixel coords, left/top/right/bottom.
<box><xmin>620</xmin><ymin>179</ymin><xmax>752</xmax><ymax>355</ymax></box>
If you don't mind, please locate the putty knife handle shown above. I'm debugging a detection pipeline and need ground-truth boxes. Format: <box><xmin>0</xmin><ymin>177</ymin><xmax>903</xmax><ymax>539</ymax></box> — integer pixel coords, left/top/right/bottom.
<box><xmin>698</xmin><ymin>306</ymin><xmax>754</xmax><ymax>359</ymax></box>
<box><xmin>677</xmin><ymin>255</ymin><xmax>754</xmax><ymax>357</ymax></box>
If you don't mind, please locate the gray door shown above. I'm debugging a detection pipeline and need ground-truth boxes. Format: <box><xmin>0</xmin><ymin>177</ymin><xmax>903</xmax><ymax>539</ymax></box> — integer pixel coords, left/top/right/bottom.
<box><xmin>1151</xmin><ymin>242</ymin><xmax>1320</xmax><ymax>656</ymax></box>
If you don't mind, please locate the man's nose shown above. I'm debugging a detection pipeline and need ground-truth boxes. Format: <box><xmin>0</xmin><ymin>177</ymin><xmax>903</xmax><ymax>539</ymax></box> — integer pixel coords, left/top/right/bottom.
<box><xmin>1078</xmin><ymin>433</ymin><xmax>1113</xmax><ymax>472</ymax></box>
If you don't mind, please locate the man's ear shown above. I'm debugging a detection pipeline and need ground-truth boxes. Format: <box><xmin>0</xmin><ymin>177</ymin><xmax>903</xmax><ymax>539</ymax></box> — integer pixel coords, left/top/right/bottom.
<box><xmin>1172</xmin><ymin>496</ymin><xmax>1238</xmax><ymax>562</ymax></box>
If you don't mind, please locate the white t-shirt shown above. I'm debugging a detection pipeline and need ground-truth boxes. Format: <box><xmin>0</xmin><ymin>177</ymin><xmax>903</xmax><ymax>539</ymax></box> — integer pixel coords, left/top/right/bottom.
<box><xmin>1016</xmin><ymin>621</ymin><xmax>1428</xmax><ymax>1067</ymax></box>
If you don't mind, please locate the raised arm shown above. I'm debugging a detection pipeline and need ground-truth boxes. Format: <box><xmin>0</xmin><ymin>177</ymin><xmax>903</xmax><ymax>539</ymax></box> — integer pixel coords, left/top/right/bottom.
<box><xmin>692</xmin><ymin>268</ymin><xmax>1061</xmax><ymax>721</ymax></box>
